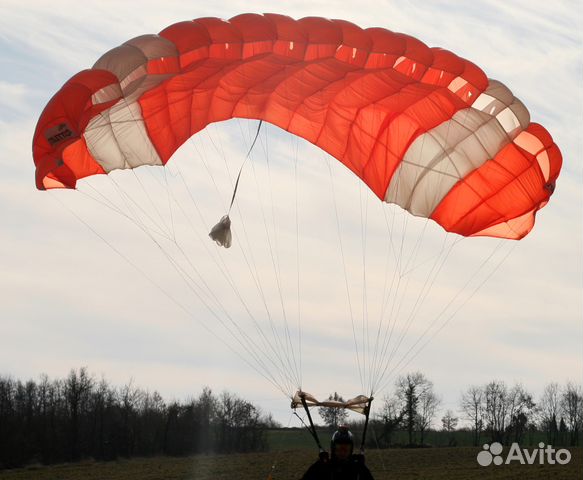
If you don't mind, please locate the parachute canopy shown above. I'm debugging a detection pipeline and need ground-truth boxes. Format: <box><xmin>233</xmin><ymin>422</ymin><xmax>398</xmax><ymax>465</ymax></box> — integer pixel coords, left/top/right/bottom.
<box><xmin>33</xmin><ymin>13</ymin><xmax>561</xmax><ymax>239</ymax></box>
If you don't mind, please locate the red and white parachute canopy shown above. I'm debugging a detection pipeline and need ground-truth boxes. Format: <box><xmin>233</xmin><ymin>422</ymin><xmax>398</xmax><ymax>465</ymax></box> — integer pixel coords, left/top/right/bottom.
<box><xmin>33</xmin><ymin>13</ymin><xmax>561</xmax><ymax>240</ymax></box>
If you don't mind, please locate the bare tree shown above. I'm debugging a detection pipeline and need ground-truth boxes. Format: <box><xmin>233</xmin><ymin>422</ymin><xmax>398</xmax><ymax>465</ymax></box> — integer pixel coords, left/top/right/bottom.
<box><xmin>118</xmin><ymin>380</ymin><xmax>143</xmax><ymax>457</ymax></box>
<box><xmin>460</xmin><ymin>385</ymin><xmax>484</xmax><ymax>446</ymax></box>
<box><xmin>215</xmin><ymin>391</ymin><xmax>268</xmax><ymax>453</ymax></box>
<box><xmin>538</xmin><ymin>383</ymin><xmax>560</xmax><ymax>444</ymax></box>
<box><xmin>506</xmin><ymin>383</ymin><xmax>536</xmax><ymax>444</ymax></box>
<box><xmin>483</xmin><ymin>380</ymin><xmax>509</xmax><ymax>443</ymax></box>
<box><xmin>376</xmin><ymin>395</ymin><xmax>404</xmax><ymax>447</ymax></box>
<box><xmin>197</xmin><ymin>387</ymin><xmax>217</xmax><ymax>453</ymax></box>
<box><xmin>317</xmin><ymin>392</ymin><xmax>348</xmax><ymax>430</ymax></box>
<box><xmin>561</xmin><ymin>382</ymin><xmax>582</xmax><ymax>446</ymax></box>
<box><xmin>64</xmin><ymin>368</ymin><xmax>94</xmax><ymax>460</ymax></box>
<box><xmin>441</xmin><ymin>410</ymin><xmax>458</xmax><ymax>432</ymax></box>
<box><xmin>415</xmin><ymin>387</ymin><xmax>441</xmax><ymax>444</ymax></box>
<box><xmin>441</xmin><ymin>409</ymin><xmax>459</xmax><ymax>446</ymax></box>
<box><xmin>479</xmin><ymin>381</ymin><xmax>536</xmax><ymax>445</ymax></box>
<box><xmin>395</xmin><ymin>372</ymin><xmax>435</xmax><ymax>445</ymax></box>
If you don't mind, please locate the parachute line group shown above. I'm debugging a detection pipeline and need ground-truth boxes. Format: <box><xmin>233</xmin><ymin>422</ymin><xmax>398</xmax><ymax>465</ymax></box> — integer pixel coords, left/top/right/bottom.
<box><xmin>53</xmin><ymin>118</ymin><xmax>522</xmax><ymax>405</ymax></box>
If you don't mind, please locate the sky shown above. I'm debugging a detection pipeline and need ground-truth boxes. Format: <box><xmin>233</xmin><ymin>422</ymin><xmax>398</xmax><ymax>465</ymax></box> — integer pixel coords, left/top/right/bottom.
<box><xmin>0</xmin><ymin>0</ymin><xmax>581</xmax><ymax>428</ymax></box>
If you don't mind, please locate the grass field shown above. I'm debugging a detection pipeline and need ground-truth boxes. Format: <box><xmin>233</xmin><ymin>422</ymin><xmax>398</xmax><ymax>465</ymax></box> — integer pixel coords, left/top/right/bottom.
<box><xmin>0</xmin><ymin>447</ymin><xmax>581</xmax><ymax>480</ymax></box>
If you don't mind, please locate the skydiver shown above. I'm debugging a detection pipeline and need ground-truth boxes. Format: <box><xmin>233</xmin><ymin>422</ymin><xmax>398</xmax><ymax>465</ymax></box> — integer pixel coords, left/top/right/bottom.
<box><xmin>301</xmin><ymin>425</ymin><xmax>374</xmax><ymax>480</ymax></box>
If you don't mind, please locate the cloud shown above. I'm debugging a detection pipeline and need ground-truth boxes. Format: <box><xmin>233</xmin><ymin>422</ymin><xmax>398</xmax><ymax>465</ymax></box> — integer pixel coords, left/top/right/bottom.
<box><xmin>0</xmin><ymin>0</ymin><xmax>580</xmax><ymax>424</ymax></box>
<box><xmin>0</xmin><ymin>81</ymin><xmax>32</xmax><ymax>117</ymax></box>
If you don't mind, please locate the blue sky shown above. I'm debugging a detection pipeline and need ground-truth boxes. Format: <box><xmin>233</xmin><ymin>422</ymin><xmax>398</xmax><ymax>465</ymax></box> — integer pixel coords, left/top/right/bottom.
<box><xmin>0</xmin><ymin>0</ymin><xmax>581</xmax><ymax>425</ymax></box>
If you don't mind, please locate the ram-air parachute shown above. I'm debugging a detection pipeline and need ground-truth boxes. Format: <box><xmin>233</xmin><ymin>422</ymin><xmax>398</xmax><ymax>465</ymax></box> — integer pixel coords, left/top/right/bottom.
<box><xmin>33</xmin><ymin>14</ymin><xmax>561</xmax><ymax>437</ymax></box>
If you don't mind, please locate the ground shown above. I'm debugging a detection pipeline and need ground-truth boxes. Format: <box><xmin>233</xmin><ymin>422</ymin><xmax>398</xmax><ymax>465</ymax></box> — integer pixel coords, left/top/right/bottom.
<box><xmin>0</xmin><ymin>447</ymin><xmax>581</xmax><ymax>480</ymax></box>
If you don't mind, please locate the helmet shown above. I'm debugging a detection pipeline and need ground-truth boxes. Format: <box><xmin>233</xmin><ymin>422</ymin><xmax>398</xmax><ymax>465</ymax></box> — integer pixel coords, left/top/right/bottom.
<box><xmin>331</xmin><ymin>425</ymin><xmax>354</xmax><ymax>451</ymax></box>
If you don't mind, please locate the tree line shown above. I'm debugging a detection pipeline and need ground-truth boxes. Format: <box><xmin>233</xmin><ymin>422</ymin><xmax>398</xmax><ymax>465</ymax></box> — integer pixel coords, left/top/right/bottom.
<box><xmin>316</xmin><ymin>373</ymin><xmax>582</xmax><ymax>449</ymax></box>
<box><xmin>2</xmin><ymin>368</ymin><xmax>580</xmax><ymax>469</ymax></box>
<box><xmin>0</xmin><ymin>368</ymin><xmax>277</xmax><ymax>469</ymax></box>
<box><xmin>457</xmin><ymin>380</ymin><xmax>582</xmax><ymax>447</ymax></box>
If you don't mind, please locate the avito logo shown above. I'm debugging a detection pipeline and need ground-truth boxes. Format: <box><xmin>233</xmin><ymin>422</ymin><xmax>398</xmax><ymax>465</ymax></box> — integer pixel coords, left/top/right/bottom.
<box><xmin>477</xmin><ymin>442</ymin><xmax>571</xmax><ymax>466</ymax></box>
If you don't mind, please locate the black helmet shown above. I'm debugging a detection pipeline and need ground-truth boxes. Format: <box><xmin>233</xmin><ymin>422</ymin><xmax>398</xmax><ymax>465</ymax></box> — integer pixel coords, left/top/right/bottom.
<box><xmin>331</xmin><ymin>425</ymin><xmax>354</xmax><ymax>451</ymax></box>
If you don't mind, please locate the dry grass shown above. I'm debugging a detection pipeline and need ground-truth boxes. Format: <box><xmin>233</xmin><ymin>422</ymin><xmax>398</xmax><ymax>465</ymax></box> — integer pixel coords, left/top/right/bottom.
<box><xmin>0</xmin><ymin>447</ymin><xmax>581</xmax><ymax>480</ymax></box>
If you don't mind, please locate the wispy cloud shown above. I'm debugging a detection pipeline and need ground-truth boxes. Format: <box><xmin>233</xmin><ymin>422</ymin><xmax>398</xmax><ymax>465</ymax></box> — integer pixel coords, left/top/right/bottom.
<box><xmin>0</xmin><ymin>81</ymin><xmax>31</xmax><ymax>117</ymax></box>
<box><xmin>0</xmin><ymin>0</ymin><xmax>580</xmax><ymax>424</ymax></box>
